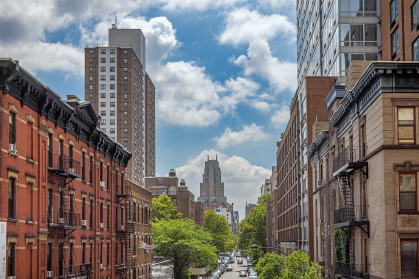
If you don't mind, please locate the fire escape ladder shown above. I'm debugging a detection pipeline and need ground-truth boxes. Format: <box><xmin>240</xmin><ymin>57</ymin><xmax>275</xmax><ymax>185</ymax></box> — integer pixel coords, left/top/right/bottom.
<box><xmin>338</xmin><ymin>174</ymin><xmax>354</xmax><ymax>215</ymax></box>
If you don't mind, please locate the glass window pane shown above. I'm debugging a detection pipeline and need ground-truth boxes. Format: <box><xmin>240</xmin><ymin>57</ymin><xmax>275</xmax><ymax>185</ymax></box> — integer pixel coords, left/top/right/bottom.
<box><xmin>399</xmin><ymin>127</ymin><xmax>414</xmax><ymax>143</ymax></box>
<box><xmin>399</xmin><ymin>108</ymin><xmax>414</xmax><ymax>121</ymax></box>
<box><xmin>400</xmin><ymin>193</ymin><xmax>416</xmax><ymax>210</ymax></box>
<box><xmin>400</xmin><ymin>174</ymin><xmax>416</xmax><ymax>191</ymax></box>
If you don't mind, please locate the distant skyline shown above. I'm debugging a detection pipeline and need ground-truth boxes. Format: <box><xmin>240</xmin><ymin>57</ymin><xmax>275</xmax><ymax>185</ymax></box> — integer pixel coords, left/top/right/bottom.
<box><xmin>0</xmin><ymin>0</ymin><xmax>297</xmax><ymax>219</ymax></box>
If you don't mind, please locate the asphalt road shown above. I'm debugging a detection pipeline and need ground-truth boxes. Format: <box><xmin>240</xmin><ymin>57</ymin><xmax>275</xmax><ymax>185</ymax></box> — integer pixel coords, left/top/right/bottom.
<box><xmin>220</xmin><ymin>257</ymin><xmax>250</xmax><ymax>279</ymax></box>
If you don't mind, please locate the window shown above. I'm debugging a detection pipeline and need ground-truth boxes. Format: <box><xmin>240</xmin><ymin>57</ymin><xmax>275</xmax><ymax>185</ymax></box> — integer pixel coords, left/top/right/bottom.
<box><xmin>110</xmin><ymin>66</ymin><xmax>115</xmax><ymax>72</ymax></box>
<box><xmin>9</xmin><ymin>111</ymin><xmax>16</xmax><ymax>146</ymax></box>
<box><xmin>124</xmin><ymin>67</ymin><xmax>128</xmax><ymax>72</ymax></box>
<box><xmin>110</xmin><ymin>58</ymin><xmax>115</xmax><ymax>63</ymax></box>
<box><xmin>398</xmin><ymin>107</ymin><xmax>415</xmax><ymax>144</ymax></box>
<box><xmin>47</xmin><ymin>243</ymin><xmax>52</xmax><ymax>272</ymax></box>
<box><xmin>123</xmin><ymin>103</ymin><xmax>128</xmax><ymax>108</ymax></box>
<box><xmin>89</xmin><ymin>156</ymin><xmax>93</xmax><ymax>184</ymax></box>
<box><xmin>100</xmin><ymin>102</ymin><xmax>106</xmax><ymax>107</ymax></box>
<box><xmin>391</xmin><ymin>0</ymin><xmax>399</xmax><ymax>26</ymax></box>
<box><xmin>7</xmin><ymin>243</ymin><xmax>15</xmax><ymax>276</ymax></box>
<box><xmin>414</xmin><ymin>38</ymin><xmax>419</xmax><ymax>61</ymax></box>
<box><xmin>123</xmin><ymin>111</ymin><xmax>128</xmax><ymax>116</ymax></box>
<box><xmin>8</xmin><ymin>178</ymin><xmax>15</xmax><ymax>218</ymax></box>
<box><xmin>107</xmin><ymin>243</ymin><xmax>110</xmax><ymax>266</ymax></box>
<box><xmin>392</xmin><ymin>27</ymin><xmax>400</xmax><ymax>58</ymax></box>
<box><xmin>69</xmin><ymin>243</ymin><xmax>74</xmax><ymax>271</ymax></box>
<box><xmin>107</xmin><ymin>205</ymin><xmax>110</xmax><ymax>229</ymax></box>
<box><xmin>124</xmin><ymin>120</ymin><xmax>128</xmax><ymax>125</ymax></box>
<box><xmin>100</xmin><ymin>58</ymin><xmax>106</xmax><ymax>63</ymax></box>
<box><xmin>107</xmin><ymin>166</ymin><xmax>110</xmax><ymax>190</ymax></box>
<box><xmin>100</xmin><ymin>242</ymin><xmax>103</xmax><ymax>265</ymax></box>
<box><xmin>89</xmin><ymin>67</ymin><xmax>93</xmax><ymax>73</ymax></box>
<box><xmin>123</xmin><ymin>85</ymin><xmax>128</xmax><ymax>90</ymax></box>
<box><xmin>90</xmin><ymin>199</ymin><xmax>94</xmax><ymax>228</ymax></box>
<box><xmin>123</xmin><ymin>76</ymin><xmax>128</xmax><ymax>81</ymax></box>
<box><xmin>110</xmin><ymin>119</ymin><xmax>115</xmax><ymax>125</ymax></box>
<box><xmin>82</xmin><ymin>243</ymin><xmax>86</xmax><ymax>264</ymax></box>
<box><xmin>27</xmin><ymin>122</ymin><xmax>34</xmax><ymax>159</ymax></box>
<box><xmin>110</xmin><ymin>75</ymin><xmax>115</xmax><ymax>80</ymax></box>
<box><xmin>124</xmin><ymin>138</ymin><xmax>128</xmax><ymax>143</ymax></box>
<box><xmin>89</xmin><ymin>94</ymin><xmax>93</xmax><ymax>99</ymax></box>
<box><xmin>110</xmin><ymin>93</ymin><xmax>115</xmax><ymax>98</ymax></box>
<box><xmin>124</xmin><ymin>128</ymin><xmax>128</xmax><ymax>134</ymax></box>
<box><xmin>89</xmin><ymin>58</ymin><xmax>93</xmax><ymax>64</ymax></box>
<box><xmin>110</xmin><ymin>102</ymin><xmax>115</xmax><ymax>107</ymax></box>
<box><xmin>101</xmin><ymin>119</ymin><xmax>106</xmax><ymax>126</ymax></box>
<box><xmin>82</xmin><ymin>151</ymin><xmax>86</xmax><ymax>180</ymax></box>
<box><xmin>124</xmin><ymin>59</ymin><xmax>128</xmax><ymax>64</ymax></box>
<box><xmin>401</xmin><ymin>240</ymin><xmax>418</xmax><ymax>277</ymax></box>
<box><xmin>100</xmin><ymin>93</ymin><xmax>106</xmax><ymax>98</ymax></box>
<box><xmin>400</xmin><ymin>173</ymin><xmax>417</xmax><ymax>211</ymax></box>
<box><xmin>110</xmin><ymin>84</ymin><xmax>115</xmax><ymax>89</ymax></box>
<box><xmin>100</xmin><ymin>75</ymin><xmax>106</xmax><ymax>80</ymax></box>
<box><xmin>124</xmin><ymin>94</ymin><xmax>128</xmax><ymax>99</ymax></box>
<box><xmin>110</xmin><ymin>111</ymin><xmax>115</xmax><ymax>116</ymax></box>
<box><xmin>110</xmin><ymin>49</ymin><xmax>115</xmax><ymax>54</ymax></box>
<box><xmin>100</xmin><ymin>111</ymin><xmax>106</xmax><ymax>116</ymax></box>
<box><xmin>89</xmin><ymin>85</ymin><xmax>93</xmax><ymax>90</ymax></box>
<box><xmin>360</xmin><ymin>124</ymin><xmax>366</xmax><ymax>157</ymax></box>
<box><xmin>123</xmin><ymin>50</ymin><xmax>128</xmax><ymax>54</ymax></box>
<box><xmin>100</xmin><ymin>49</ymin><xmax>106</xmax><ymax>54</ymax></box>
<box><xmin>100</xmin><ymin>84</ymin><xmax>106</xmax><ymax>90</ymax></box>
<box><xmin>89</xmin><ymin>76</ymin><xmax>93</xmax><ymax>81</ymax></box>
<box><xmin>100</xmin><ymin>66</ymin><xmax>106</xmax><ymax>72</ymax></box>
<box><xmin>100</xmin><ymin>202</ymin><xmax>103</xmax><ymax>224</ymax></box>
<box><xmin>100</xmin><ymin>162</ymin><xmax>103</xmax><ymax>182</ymax></box>
<box><xmin>89</xmin><ymin>243</ymin><xmax>93</xmax><ymax>263</ymax></box>
<box><xmin>89</xmin><ymin>49</ymin><xmax>93</xmax><ymax>55</ymax></box>
<box><xmin>82</xmin><ymin>197</ymin><xmax>86</xmax><ymax>220</ymax></box>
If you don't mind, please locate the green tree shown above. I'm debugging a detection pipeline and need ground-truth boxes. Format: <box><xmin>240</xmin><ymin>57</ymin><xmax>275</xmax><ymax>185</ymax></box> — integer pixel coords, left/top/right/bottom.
<box><xmin>153</xmin><ymin>218</ymin><xmax>218</xmax><ymax>279</ymax></box>
<box><xmin>204</xmin><ymin>210</ymin><xmax>234</xmax><ymax>253</ymax></box>
<box><xmin>152</xmin><ymin>195</ymin><xmax>182</xmax><ymax>222</ymax></box>
<box><xmin>280</xmin><ymin>250</ymin><xmax>322</xmax><ymax>279</ymax></box>
<box><xmin>255</xmin><ymin>252</ymin><xmax>286</xmax><ymax>279</ymax></box>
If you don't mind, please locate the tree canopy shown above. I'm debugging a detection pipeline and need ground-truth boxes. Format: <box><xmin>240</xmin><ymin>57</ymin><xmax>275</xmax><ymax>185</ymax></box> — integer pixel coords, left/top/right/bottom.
<box><xmin>153</xmin><ymin>218</ymin><xmax>218</xmax><ymax>279</ymax></box>
<box><xmin>204</xmin><ymin>209</ymin><xmax>235</xmax><ymax>253</ymax></box>
<box><xmin>152</xmin><ymin>194</ymin><xmax>182</xmax><ymax>222</ymax></box>
<box><xmin>255</xmin><ymin>252</ymin><xmax>286</xmax><ymax>279</ymax></box>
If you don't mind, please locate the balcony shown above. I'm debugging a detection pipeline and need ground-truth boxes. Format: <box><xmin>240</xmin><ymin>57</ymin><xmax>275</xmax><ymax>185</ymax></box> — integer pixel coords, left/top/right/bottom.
<box><xmin>52</xmin><ymin>263</ymin><xmax>92</xmax><ymax>278</ymax></box>
<box><xmin>334</xmin><ymin>205</ymin><xmax>369</xmax><ymax>237</ymax></box>
<box><xmin>335</xmin><ymin>261</ymin><xmax>369</xmax><ymax>278</ymax></box>
<box><xmin>115</xmin><ymin>258</ymin><xmax>135</xmax><ymax>272</ymax></box>
<box><xmin>333</xmin><ymin>146</ymin><xmax>368</xmax><ymax>177</ymax></box>
<box><xmin>48</xmin><ymin>154</ymin><xmax>80</xmax><ymax>179</ymax></box>
<box><xmin>48</xmin><ymin>211</ymin><xmax>81</xmax><ymax>230</ymax></box>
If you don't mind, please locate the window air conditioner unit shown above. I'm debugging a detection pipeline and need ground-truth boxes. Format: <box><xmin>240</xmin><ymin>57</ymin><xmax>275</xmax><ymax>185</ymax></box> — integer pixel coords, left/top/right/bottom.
<box><xmin>59</xmin><ymin>218</ymin><xmax>65</xmax><ymax>224</ymax></box>
<box><xmin>317</xmin><ymin>180</ymin><xmax>323</xmax><ymax>187</ymax></box>
<box><xmin>100</xmin><ymin>223</ymin><xmax>104</xmax><ymax>229</ymax></box>
<box><xmin>47</xmin><ymin>271</ymin><xmax>53</xmax><ymax>278</ymax></box>
<box><xmin>8</xmin><ymin>276</ymin><xmax>16</xmax><ymax>279</ymax></box>
<box><xmin>100</xmin><ymin>181</ymin><xmax>106</xmax><ymax>189</ymax></box>
<box><xmin>69</xmin><ymin>168</ymin><xmax>76</xmax><ymax>174</ymax></box>
<box><xmin>120</xmin><ymin>225</ymin><xmax>124</xmax><ymax>230</ymax></box>
<box><xmin>82</xmin><ymin>220</ymin><xmax>87</xmax><ymax>227</ymax></box>
<box><xmin>100</xmin><ymin>263</ymin><xmax>103</xmax><ymax>269</ymax></box>
<box><xmin>9</xmin><ymin>143</ymin><xmax>16</xmax><ymax>152</ymax></box>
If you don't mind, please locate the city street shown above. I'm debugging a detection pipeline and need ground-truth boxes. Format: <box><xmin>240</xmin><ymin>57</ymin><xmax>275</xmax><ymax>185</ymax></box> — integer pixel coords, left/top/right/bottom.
<box><xmin>219</xmin><ymin>257</ymin><xmax>250</xmax><ymax>279</ymax></box>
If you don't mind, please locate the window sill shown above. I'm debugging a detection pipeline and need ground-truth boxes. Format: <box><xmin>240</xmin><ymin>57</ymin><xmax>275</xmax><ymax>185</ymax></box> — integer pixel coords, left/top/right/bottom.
<box><xmin>26</xmin><ymin>157</ymin><xmax>35</xmax><ymax>164</ymax></box>
<box><xmin>8</xmin><ymin>218</ymin><xmax>18</xmax><ymax>223</ymax></box>
<box><xmin>8</xmin><ymin>150</ymin><xmax>18</xmax><ymax>157</ymax></box>
<box><xmin>82</xmin><ymin>180</ymin><xmax>87</xmax><ymax>184</ymax></box>
<box><xmin>398</xmin><ymin>211</ymin><xmax>419</xmax><ymax>215</ymax></box>
<box><xmin>26</xmin><ymin>220</ymin><xmax>34</xmax><ymax>225</ymax></box>
<box><xmin>89</xmin><ymin>183</ymin><xmax>94</xmax><ymax>187</ymax></box>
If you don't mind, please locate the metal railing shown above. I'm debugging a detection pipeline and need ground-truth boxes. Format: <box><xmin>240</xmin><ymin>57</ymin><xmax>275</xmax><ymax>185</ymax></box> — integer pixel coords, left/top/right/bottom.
<box><xmin>334</xmin><ymin>205</ymin><xmax>368</xmax><ymax>224</ymax></box>
<box><xmin>334</xmin><ymin>261</ymin><xmax>369</xmax><ymax>278</ymax></box>
<box><xmin>52</xmin><ymin>263</ymin><xmax>92</xmax><ymax>278</ymax></box>
<box><xmin>48</xmin><ymin>154</ymin><xmax>80</xmax><ymax>177</ymax></box>
<box><xmin>48</xmin><ymin>211</ymin><xmax>81</xmax><ymax>228</ymax></box>
<box><xmin>333</xmin><ymin>146</ymin><xmax>367</xmax><ymax>173</ymax></box>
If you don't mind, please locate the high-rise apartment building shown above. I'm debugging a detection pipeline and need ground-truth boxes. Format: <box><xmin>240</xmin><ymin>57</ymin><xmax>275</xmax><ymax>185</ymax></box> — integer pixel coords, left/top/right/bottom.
<box><xmin>296</xmin><ymin>0</ymin><xmax>380</xmax><ymax>258</ymax></box>
<box><xmin>198</xmin><ymin>156</ymin><xmax>227</xmax><ymax>205</ymax></box>
<box><xmin>85</xmin><ymin>26</ymin><xmax>155</xmax><ymax>185</ymax></box>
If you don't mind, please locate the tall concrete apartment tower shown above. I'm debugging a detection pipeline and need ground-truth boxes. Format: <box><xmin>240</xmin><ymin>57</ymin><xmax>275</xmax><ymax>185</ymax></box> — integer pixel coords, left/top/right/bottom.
<box><xmin>198</xmin><ymin>156</ymin><xmax>227</xmax><ymax>205</ymax></box>
<box><xmin>85</xmin><ymin>26</ymin><xmax>156</xmax><ymax>185</ymax></box>
<box><xmin>295</xmin><ymin>0</ymin><xmax>380</xmax><ymax>257</ymax></box>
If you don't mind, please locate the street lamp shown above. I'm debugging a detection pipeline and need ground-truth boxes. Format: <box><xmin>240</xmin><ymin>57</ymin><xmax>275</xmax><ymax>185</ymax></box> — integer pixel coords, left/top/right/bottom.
<box><xmin>181</xmin><ymin>241</ymin><xmax>207</xmax><ymax>279</ymax></box>
<box><xmin>250</xmin><ymin>244</ymin><xmax>288</xmax><ymax>257</ymax></box>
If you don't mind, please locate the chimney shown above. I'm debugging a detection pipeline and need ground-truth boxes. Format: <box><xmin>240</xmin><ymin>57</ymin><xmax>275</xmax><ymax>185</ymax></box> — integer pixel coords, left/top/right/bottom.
<box><xmin>180</xmin><ymin>179</ymin><xmax>186</xmax><ymax>186</ymax></box>
<box><xmin>169</xmin><ymin>169</ymin><xmax>176</xmax><ymax>177</ymax></box>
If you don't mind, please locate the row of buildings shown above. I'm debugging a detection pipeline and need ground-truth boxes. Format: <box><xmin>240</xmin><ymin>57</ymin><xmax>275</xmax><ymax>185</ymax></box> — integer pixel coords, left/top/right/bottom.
<box><xmin>266</xmin><ymin>0</ymin><xmax>419</xmax><ymax>278</ymax></box>
<box><xmin>0</xmin><ymin>26</ymin><xmax>156</xmax><ymax>279</ymax></box>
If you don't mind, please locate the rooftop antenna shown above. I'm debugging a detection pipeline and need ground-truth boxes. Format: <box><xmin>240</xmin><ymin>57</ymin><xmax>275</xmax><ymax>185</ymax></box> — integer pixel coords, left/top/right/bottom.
<box><xmin>112</xmin><ymin>13</ymin><xmax>118</xmax><ymax>29</ymax></box>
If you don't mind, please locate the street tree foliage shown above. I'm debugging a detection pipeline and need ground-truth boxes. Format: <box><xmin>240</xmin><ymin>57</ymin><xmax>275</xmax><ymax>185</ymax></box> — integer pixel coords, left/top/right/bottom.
<box><xmin>238</xmin><ymin>194</ymin><xmax>271</xmax><ymax>264</ymax></box>
<box><xmin>151</xmin><ymin>194</ymin><xmax>182</xmax><ymax>222</ymax></box>
<box><xmin>204</xmin><ymin>210</ymin><xmax>235</xmax><ymax>253</ymax></box>
<box><xmin>255</xmin><ymin>253</ymin><xmax>286</xmax><ymax>279</ymax></box>
<box><xmin>255</xmin><ymin>250</ymin><xmax>322</xmax><ymax>279</ymax></box>
<box><xmin>152</xmin><ymin>218</ymin><xmax>218</xmax><ymax>279</ymax></box>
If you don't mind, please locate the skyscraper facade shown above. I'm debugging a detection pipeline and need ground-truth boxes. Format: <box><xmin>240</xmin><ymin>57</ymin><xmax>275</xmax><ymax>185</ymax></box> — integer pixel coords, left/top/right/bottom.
<box><xmin>85</xmin><ymin>26</ymin><xmax>155</xmax><ymax>185</ymax></box>
<box><xmin>296</xmin><ymin>0</ymin><xmax>380</xmax><ymax>258</ymax></box>
<box><xmin>198</xmin><ymin>156</ymin><xmax>227</xmax><ymax>205</ymax></box>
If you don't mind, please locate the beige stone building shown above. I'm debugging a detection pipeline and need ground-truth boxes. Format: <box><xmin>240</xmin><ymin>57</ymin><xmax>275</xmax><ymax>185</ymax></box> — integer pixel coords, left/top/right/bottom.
<box><xmin>309</xmin><ymin>61</ymin><xmax>419</xmax><ymax>278</ymax></box>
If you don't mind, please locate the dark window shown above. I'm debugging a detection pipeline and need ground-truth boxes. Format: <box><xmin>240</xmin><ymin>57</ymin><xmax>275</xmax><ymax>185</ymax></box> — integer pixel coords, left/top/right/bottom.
<box><xmin>115</xmin><ymin>171</ymin><xmax>119</xmax><ymax>193</ymax></box>
<box><xmin>391</xmin><ymin>0</ymin><xmax>399</xmax><ymax>26</ymax></box>
<box><xmin>81</xmin><ymin>151</ymin><xmax>85</xmax><ymax>180</ymax></box>
<box><xmin>48</xmin><ymin>133</ymin><xmax>53</xmax><ymax>167</ymax></box>
<box><xmin>89</xmin><ymin>156</ymin><xmax>93</xmax><ymax>184</ymax></box>
<box><xmin>412</xmin><ymin>1</ymin><xmax>419</xmax><ymax>29</ymax></box>
<box><xmin>398</xmin><ymin>107</ymin><xmax>415</xmax><ymax>144</ymax></box>
<box><xmin>400</xmin><ymin>173</ymin><xmax>417</xmax><ymax>211</ymax></box>
<box><xmin>401</xmin><ymin>240</ymin><xmax>418</xmax><ymax>277</ymax></box>
<box><xmin>90</xmin><ymin>243</ymin><xmax>93</xmax><ymax>264</ymax></box>
<box><xmin>100</xmin><ymin>242</ymin><xmax>103</xmax><ymax>264</ymax></box>
<box><xmin>133</xmin><ymin>236</ymin><xmax>136</xmax><ymax>255</ymax></box>
<box><xmin>47</xmin><ymin>243</ymin><xmax>52</xmax><ymax>271</ymax></box>
<box><xmin>133</xmin><ymin>203</ymin><xmax>136</xmax><ymax>222</ymax></box>
<box><xmin>100</xmin><ymin>162</ymin><xmax>103</xmax><ymax>182</ymax></box>
<box><xmin>7</xmin><ymin>243</ymin><xmax>15</xmax><ymax>276</ymax></box>
<box><xmin>116</xmin><ymin>207</ymin><xmax>119</xmax><ymax>229</ymax></box>
<box><xmin>9</xmin><ymin>111</ymin><xmax>16</xmax><ymax>146</ymax></box>
<box><xmin>391</xmin><ymin>27</ymin><xmax>400</xmax><ymax>59</ymax></box>
<box><xmin>69</xmin><ymin>145</ymin><xmax>73</xmax><ymax>169</ymax></box>
<box><xmin>107</xmin><ymin>243</ymin><xmax>110</xmax><ymax>266</ymax></box>
<box><xmin>121</xmin><ymin>173</ymin><xmax>124</xmax><ymax>195</ymax></box>
<box><xmin>90</xmin><ymin>199</ymin><xmax>94</xmax><ymax>228</ymax></box>
<box><xmin>107</xmin><ymin>166</ymin><xmax>110</xmax><ymax>190</ymax></box>
<box><xmin>107</xmin><ymin>205</ymin><xmax>110</xmax><ymax>229</ymax></box>
<box><xmin>360</xmin><ymin>124</ymin><xmax>367</xmax><ymax>157</ymax></box>
<box><xmin>8</xmin><ymin>178</ymin><xmax>15</xmax><ymax>218</ymax></box>
<box><xmin>69</xmin><ymin>243</ymin><xmax>74</xmax><ymax>272</ymax></box>
<box><xmin>100</xmin><ymin>203</ymin><xmax>103</xmax><ymax>224</ymax></box>
<box><xmin>82</xmin><ymin>198</ymin><xmax>86</xmax><ymax>220</ymax></box>
<box><xmin>82</xmin><ymin>243</ymin><xmax>86</xmax><ymax>264</ymax></box>
<box><xmin>413</xmin><ymin>37</ymin><xmax>419</xmax><ymax>61</ymax></box>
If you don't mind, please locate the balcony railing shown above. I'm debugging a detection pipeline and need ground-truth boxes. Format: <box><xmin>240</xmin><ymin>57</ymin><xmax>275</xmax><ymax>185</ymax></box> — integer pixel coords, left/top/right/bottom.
<box><xmin>117</xmin><ymin>222</ymin><xmax>135</xmax><ymax>234</ymax></box>
<box><xmin>52</xmin><ymin>263</ymin><xmax>92</xmax><ymax>278</ymax></box>
<box><xmin>48</xmin><ymin>154</ymin><xmax>80</xmax><ymax>178</ymax></box>
<box><xmin>334</xmin><ymin>205</ymin><xmax>368</xmax><ymax>225</ymax></box>
<box><xmin>333</xmin><ymin>146</ymin><xmax>367</xmax><ymax>175</ymax></box>
<box><xmin>335</xmin><ymin>261</ymin><xmax>369</xmax><ymax>278</ymax></box>
<box><xmin>48</xmin><ymin>211</ymin><xmax>81</xmax><ymax>229</ymax></box>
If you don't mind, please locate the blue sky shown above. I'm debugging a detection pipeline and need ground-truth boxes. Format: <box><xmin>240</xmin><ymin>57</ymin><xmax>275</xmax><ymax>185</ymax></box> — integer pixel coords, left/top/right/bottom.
<box><xmin>1</xmin><ymin>0</ymin><xmax>297</xmax><ymax>219</ymax></box>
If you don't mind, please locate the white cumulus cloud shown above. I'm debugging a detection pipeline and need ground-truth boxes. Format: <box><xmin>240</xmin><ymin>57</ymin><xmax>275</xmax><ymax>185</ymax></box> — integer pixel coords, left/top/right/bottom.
<box><xmin>271</xmin><ymin>102</ymin><xmax>290</xmax><ymax>128</ymax></box>
<box><xmin>214</xmin><ymin>124</ymin><xmax>267</xmax><ymax>148</ymax></box>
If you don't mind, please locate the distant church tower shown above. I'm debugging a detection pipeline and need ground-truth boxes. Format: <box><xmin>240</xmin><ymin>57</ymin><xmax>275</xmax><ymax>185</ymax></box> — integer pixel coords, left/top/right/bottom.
<box><xmin>198</xmin><ymin>155</ymin><xmax>227</xmax><ymax>205</ymax></box>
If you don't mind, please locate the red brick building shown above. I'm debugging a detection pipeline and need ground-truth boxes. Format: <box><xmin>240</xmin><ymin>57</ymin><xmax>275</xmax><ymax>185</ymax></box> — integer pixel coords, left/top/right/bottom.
<box><xmin>0</xmin><ymin>58</ymin><xmax>143</xmax><ymax>279</ymax></box>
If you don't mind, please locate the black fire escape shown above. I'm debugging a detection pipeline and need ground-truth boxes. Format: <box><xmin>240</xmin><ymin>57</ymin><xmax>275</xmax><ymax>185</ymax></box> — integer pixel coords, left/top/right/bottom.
<box><xmin>48</xmin><ymin>152</ymin><xmax>92</xmax><ymax>279</ymax></box>
<box><xmin>333</xmin><ymin>146</ymin><xmax>369</xmax><ymax>279</ymax></box>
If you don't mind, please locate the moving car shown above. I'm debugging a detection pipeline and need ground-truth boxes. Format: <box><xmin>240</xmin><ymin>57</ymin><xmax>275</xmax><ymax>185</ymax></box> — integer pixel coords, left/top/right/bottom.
<box><xmin>239</xmin><ymin>270</ymin><xmax>247</xmax><ymax>277</ymax></box>
<box><xmin>229</xmin><ymin>258</ymin><xmax>235</xmax><ymax>263</ymax></box>
<box><xmin>237</xmin><ymin>258</ymin><xmax>243</xmax><ymax>264</ymax></box>
<box><xmin>226</xmin><ymin>264</ymin><xmax>233</xmax><ymax>271</ymax></box>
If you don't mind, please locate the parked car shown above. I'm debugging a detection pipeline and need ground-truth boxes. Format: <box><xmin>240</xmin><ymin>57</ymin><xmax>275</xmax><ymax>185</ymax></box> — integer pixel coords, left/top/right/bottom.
<box><xmin>249</xmin><ymin>271</ymin><xmax>257</xmax><ymax>276</ymax></box>
<box><xmin>239</xmin><ymin>270</ymin><xmax>247</xmax><ymax>277</ymax></box>
<box><xmin>249</xmin><ymin>275</ymin><xmax>258</xmax><ymax>279</ymax></box>
<box><xmin>237</xmin><ymin>258</ymin><xmax>243</xmax><ymax>264</ymax></box>
<box><xmin>226</xmin><ymin>265</ymin><xmax>233</xmax><ymax>271</ymax></box>
<box><xmin>229</xmin><ymin>258</ymin><xmax>235</xmax><ymax>263</ymax></box>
